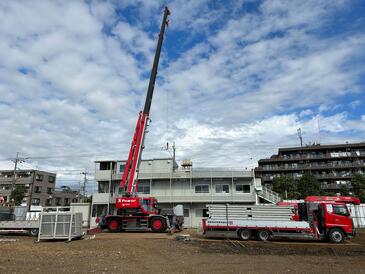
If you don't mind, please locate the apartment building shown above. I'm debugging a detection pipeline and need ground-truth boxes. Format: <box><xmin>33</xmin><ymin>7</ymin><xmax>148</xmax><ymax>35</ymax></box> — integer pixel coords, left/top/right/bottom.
<box><xmin>256</xmin><ymin>142</ymin><xmax>365</xmax><ymax>191</ymax></box>
<box><xmin>0</xmin><ymin>169</ymin><xmax>79</xmax><ymax>207</ymax></box>
<box><xmin>91</xmin><ymin>158</ymin><xmax>277</xmax><ymax>228</ymax></box>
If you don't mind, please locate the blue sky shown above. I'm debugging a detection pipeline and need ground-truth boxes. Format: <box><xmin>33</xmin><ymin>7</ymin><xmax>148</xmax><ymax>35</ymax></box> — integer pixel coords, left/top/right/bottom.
<box><xmin>0</xmin><ymin>0</ymin><xmax>364</xmax><ymax>190</ymax></box>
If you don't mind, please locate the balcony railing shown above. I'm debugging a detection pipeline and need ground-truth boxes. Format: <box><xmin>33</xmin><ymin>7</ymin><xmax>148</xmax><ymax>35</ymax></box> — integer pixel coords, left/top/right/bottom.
<box><xmin>94</xmin><ymin>169</ymin><xmax>254</xmax><ymax>181</ymax></box>
<box><xmin>94</xmin><ymin>170</ymin><xmax>112</xmax><ymax>181</ymax></box>
<box><xmin>321</xmin><ymin>183</ymin><xmax>350</xmax><ymax>190</ymax></box>
<box><xmin>260</xmin><ymin>173</ymin><xmax>354</xmax><ymax>181</ymax></box>
<box><xmin>91</xmin><ymin>192</ymin><xmax>256</xmax><ymax>204</ymax></box>
<box><xmin>257</xmin><ymin>185</ymin><xmax>281</xmax><ymax>203</ymax></box>
<box><xmin>260</xmin><ymin>162</ymin><xmax>365</xmax><ymax>171</ymax></box>
<box><xmin>260</xmin><ymin>152</ymin><xmax>365</xmax><ymax>163</ymax></box>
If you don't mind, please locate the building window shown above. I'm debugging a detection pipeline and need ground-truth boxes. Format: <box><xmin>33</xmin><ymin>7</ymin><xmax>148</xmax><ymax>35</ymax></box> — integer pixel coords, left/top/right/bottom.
<box><xmin>236</xmin><ymin>184</ymin><xmax>250</xmax><ymax>193</ymax></box>
<box><xmin>34</xmin><ymin>186</ymin><xmax>42</xmax><ymax>193</ymax></box>
<box><xmin>215</xmin><ymin>184</ymin><xmax>229</xmax><ymax>194</ymax></box>
<box><xmin>72</xmin><ymin>198</ymin><xmax>78</xmax><ymax>203</ymax></box>
<box><xmin>1</xmin><ymin>185</ymin><xmax>11</xmax><ymax>190</ymax></box>
<box><xmin>32</xmin><ymin>198</ymin><xmax>40</xmax><ymax>205</ymax></box>
<box><xmin>333</xmin><ymin>204</ymin><xmax>348</xmax><ymax>217</ymax></box>
<box><xmin>48</xmin><ymin>176</ymin><xmax>55</xmax><ymax>183</ymax></box>
<box><xmin>35</xmin><ymin>174</ymin><xmax>43</xmax><ymax>181</ymax></box>
<box><xmin>184</xmin><ymin>208</ymin><xmax>190</xmax><ymax>217</ymax></box>
<box><xmin>98</xmin><ymin>181</ymin><xmax>109</xmax><ymax>193</ymax></box>
<box><xmin>64</xmin><ymin>198</ymin><xmax>70</xmax><ymax>206</ymax></box>
<box><xmin>99</xmin><ymin>162</ymin><xmax>111</xmax><ymax>170</ymax></box>
<box><xmin>137</xmin><ymin>184</ymin><xmax>150</xmax><ymax>194</ymax></box>
<box><xmin>55</xmin><ymin>197</ymin><xmax>62</xmax><ymax>206</ymax></box>
<box><xmin>119</xmin><ymin>164</ymin><xmax>125</xmax><ymax>173</ymax></box>
<box><xmin>45</xmin><ymin>198</ymin><xmax>52</xmax><ymax>206</ymax></box>
<box><xmin>92</xmin><ymin>204</ymin><xmax>108</xmax><ymax>217</ymax></box>
<box><xmin>195</xmin><ymin>185</ymin><xmax>209</xmax><ymax>193</ymax></box>
<box><xmin>47</xmin><ymin>188</ymin><xmax>53</xmax><ymax>194</ymax></box>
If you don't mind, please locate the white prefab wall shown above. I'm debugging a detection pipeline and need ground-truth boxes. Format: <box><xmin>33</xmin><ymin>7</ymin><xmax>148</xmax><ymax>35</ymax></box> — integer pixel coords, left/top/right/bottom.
<box><xmin>159</xmin><ymin>203</ymin><xmax>207</xmax><ymax>228</ymax></box>
<box><xmin>70</xmin><ymin>203</ymin><xmax>91</xmax><ymax>228</ymax></box>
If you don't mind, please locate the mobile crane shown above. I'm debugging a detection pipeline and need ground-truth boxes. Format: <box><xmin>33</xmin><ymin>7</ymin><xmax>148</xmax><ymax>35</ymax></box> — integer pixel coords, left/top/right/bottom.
<box><xmin>103</xmin><ymin>7</ymin><xmax>182</xmax><ymax>233</ymax></box>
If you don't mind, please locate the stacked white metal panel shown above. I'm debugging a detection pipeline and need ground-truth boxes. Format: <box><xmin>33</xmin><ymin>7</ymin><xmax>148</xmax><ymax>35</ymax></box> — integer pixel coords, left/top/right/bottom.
<box><xmin>206</xmin><ymin>204</ymin><xmax>294</xmax><ymax>221</ymax></box>
<box><xmin>349</xmin><ymin>204</ymin><xmax>365</xmax><ymax>228</ymax></box>
<box><xmin>206</xmin><ymin>204</ymin><xmax>311</xmax><ymax>229</ymax></box>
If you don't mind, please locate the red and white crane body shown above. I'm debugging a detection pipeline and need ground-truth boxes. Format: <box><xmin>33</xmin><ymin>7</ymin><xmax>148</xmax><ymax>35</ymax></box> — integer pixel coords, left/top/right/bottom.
<box><xmin>103</xmin><ymin>7</ymin><xmax>181</xmax><ymax>233</ymax></box>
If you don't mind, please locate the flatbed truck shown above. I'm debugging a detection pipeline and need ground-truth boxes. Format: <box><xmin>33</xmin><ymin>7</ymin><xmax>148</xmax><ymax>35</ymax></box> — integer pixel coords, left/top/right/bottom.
<box><xmin>203</xmin><ymin>197</ymin><xmax>358</xmax><ymax>243</ymax></box>
<box><xmin>0</xmin><ymin>207</ymin><xmax>40</xmax><ymax>236</ymax></box>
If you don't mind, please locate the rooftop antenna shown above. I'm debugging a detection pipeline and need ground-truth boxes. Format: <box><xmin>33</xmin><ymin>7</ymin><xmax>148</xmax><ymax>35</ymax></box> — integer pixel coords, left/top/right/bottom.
<box><xmin>297</xmin><ymin>128</ymin><xmax>303</xmax><ymax>147</ymax></box>
<box><xmin>317</xmin><ymin>115</ymin><xmax>321</xmax><ymax>145</ymax></box>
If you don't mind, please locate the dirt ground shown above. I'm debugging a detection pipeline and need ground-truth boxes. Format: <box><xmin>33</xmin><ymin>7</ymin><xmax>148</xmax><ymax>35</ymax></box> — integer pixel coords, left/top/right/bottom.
<box><xmin>0</xmin><ymin>229</ymin><xmax>364</xmax><ymax>274</ymax></box>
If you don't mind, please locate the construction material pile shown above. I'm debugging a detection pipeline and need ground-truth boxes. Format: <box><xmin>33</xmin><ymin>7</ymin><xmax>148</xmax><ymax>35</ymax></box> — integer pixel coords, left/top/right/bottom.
<box><xmin>207</xmin><ymin>204</ymin><xmax>294</xmax><ymax>221</ymax></box>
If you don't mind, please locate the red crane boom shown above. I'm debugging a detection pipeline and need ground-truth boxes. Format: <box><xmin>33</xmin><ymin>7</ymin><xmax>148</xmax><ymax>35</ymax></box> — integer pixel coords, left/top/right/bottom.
<box><xmin>119</xmin><ymin>7</ymin><xmax>170</xmax><ymax>197</ymax></box>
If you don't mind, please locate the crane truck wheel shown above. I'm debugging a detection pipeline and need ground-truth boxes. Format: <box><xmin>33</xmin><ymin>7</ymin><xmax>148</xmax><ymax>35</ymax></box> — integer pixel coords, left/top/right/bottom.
<box><xmin>237</xmin><ymin>228</ymin><xmax>251</xmax><ymax>241</ymax></box>
<box><xmin>328</xmin><ymin>228</ymin><xmax>345</xmax><ymax>243</ymax></box>
<box><xmin>107</xmin><ymin>218</ymin><xmax>122</xmax><ymax>232</ymax></box>
<box><xmin>150</xmin><ymin>217</ymin><xmax>167</xmax><ymax>233</ymax></box>
<box><xmin>257</xmin><ymin>230</ymin><xmax>270</xmax><ymax>241</ymax></box>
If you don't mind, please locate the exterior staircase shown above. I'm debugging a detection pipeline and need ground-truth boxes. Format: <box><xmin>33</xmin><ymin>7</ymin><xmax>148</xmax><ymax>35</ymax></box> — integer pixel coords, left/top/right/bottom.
<box><xmin>257</xmin><ymin>185</ymin><xmax>281</xmax><ymax>204</ymax></box>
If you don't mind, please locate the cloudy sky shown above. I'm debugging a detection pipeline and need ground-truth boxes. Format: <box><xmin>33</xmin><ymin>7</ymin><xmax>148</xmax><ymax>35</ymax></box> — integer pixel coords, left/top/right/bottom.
<box><xmin>0</xmin><ymin>0</ymin><xmax>364</xmax><ymax>190</ymax></box>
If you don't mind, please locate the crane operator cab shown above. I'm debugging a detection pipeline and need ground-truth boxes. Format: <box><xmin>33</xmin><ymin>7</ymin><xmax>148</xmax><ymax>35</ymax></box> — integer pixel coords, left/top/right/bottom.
<box><xmin>141</xmin><ymin>197</ymin><xmax>159</xmax><ymax>215</ymax></box>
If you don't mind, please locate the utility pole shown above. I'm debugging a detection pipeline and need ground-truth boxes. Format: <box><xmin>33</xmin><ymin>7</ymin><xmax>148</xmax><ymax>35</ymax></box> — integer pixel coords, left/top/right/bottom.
<box><xmin>27</xmin><ymin>172</ymin><xmax>36</xmax><ymax>212</ymax></box>
<box><xmin>172</xmin><ymin>142</ymin><xmax>176</xmax><ymax>171</ymax></box>
<box><xmin>9</xmin><ymin>152</ymin><xmax>20</xmax><ymax>206</ymax></box>
<box><xmin>297</xmin><ymin>128</ymin><xmax>303</xmax><ymax>147</ymax></box>
<box><xmin>80</xmin><ymin>170</ymin><xmax>88</xmax><ymax>202</ymax></box>
<box><xmin>317</xmin><ymin>115</ymin><xmax>321</xmax><ymax>145</ymax></box>
<box><xmin>9</xmin><ymin>152</ymin><xmax>29</xmax><ymax>206</ymax></box>
<box><xmin>163</xmin><ymin>142</ymin><xmax>176</xmax><ymax>171</ymax></box>
<box><xmin>250</xmin><ymin>157</ymin><xmax>259</xmax><ymax>205</ymax></box>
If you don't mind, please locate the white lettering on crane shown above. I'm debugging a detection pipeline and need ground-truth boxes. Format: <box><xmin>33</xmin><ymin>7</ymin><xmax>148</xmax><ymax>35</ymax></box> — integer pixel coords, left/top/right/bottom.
<box><xmin>117</xmin><ymin>198</ymin><xmax>137</xmax><ymax>203</ymax></box>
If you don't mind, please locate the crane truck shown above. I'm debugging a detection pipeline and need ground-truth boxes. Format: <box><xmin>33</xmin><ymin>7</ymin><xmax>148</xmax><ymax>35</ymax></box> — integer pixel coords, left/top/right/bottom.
<box><xmin>203</xmin><ymin>196</ymin><xmax>359</xmax><ymax>243</ymax></box>
<box><xmin>101</xmin><ymin>7</ymin><xmax>182</xmax><ymax>233</ymax></box>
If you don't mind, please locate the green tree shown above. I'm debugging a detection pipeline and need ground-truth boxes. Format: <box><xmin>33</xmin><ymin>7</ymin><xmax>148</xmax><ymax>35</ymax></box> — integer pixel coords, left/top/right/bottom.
<box><xmin>339</xmin><ymin>184</ymin><xmax>350</xmax><ymax>196</ymax></box>
<box><xmin>297</xmin><ymin>173</ymin><xmax>320</xmax><ymax>198</ymax></box>
<box><xmin>10</xmin><ymin>185</ymin><xmax>27</xmax><ymax>206</ymax></box>
<box><xmin>351</xmin><ymin>173</ymin><xmax>365</xmax><ymax>202</ymax></box>
<box><xmin>272</xmin><ymin>176</ymin><xmax>300</xmax><ymax>199</ymax></box>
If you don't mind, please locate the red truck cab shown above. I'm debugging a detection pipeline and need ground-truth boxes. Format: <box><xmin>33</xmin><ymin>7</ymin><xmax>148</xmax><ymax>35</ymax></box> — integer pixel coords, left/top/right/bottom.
<box><xmin>305</xmin><ymin>196</ymin><xmax>358</xmax><ymax>241</ymax></box>
<box><xmin>313</xmin><ymin>202</ymin><xmax>355</xmax><ymax>242</ymax></box>
<box><xmin>278</xmin><ymin>196</ymin><xmax>358</xmax><ymax>242</ymax></box>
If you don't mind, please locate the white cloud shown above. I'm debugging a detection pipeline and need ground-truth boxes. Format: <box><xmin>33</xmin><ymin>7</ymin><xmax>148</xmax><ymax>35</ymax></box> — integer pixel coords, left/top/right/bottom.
<box><xmin>0</xmin><ymin>0</ymin><xmax>364</xmax><ymax>187</ymax></box>
<box><xmin>299</xmin><ymin>109</ymin><xmax>313</xmax><ymax>117</ymax></box>
<box><xmin>350</xmin><ymin>100</ymin><xmax>361</xmax><ymax>109</ymax></box>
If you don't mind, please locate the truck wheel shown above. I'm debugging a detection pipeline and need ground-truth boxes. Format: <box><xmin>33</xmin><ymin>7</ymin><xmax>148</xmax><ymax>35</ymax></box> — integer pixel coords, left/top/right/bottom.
<box><xmin>150</xmin><ymin>217</ymin><xmax>167</xmax><ymax>233</ymax></box>
<box><xmin>108</xmin><ymin>219</ymin><xmax>122</xmax><ymax>232</ymax></box>
<box><xmin>29</xmin><ymin>228</ymin><xmax>39</xmax><ymax>237</ymax></box>
<box><xmin>257</xmin><ymin>230</ymin><xmax>270</xmax><ymax>241</ymax></box>
<box><xmin>328</xmin><ymin>228</ymin><xmax>345</xmax><ymax>243</ymax></box>
<box><xmin>238</xmin><ymin>229</ymin><xmax>251</xmax><ymax>241</ymax></box>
